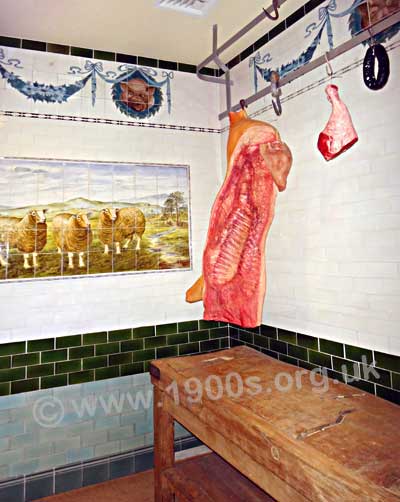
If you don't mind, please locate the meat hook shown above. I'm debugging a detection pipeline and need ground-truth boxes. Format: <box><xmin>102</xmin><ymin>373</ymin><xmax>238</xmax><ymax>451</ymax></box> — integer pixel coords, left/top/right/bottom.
<box><xmin>263</xmin><ymin>0</ymin><xmax>280</xmax><ymax>21</ymax></box>
<box><xmin>324</xmin><ymin>52</ymin><xmax>333</xmax><ymax>78</ymax></box>
<box><xmin>270</xmin><ymin>71</ymin><xmax>282</xmax><ymax>116</ymax></box>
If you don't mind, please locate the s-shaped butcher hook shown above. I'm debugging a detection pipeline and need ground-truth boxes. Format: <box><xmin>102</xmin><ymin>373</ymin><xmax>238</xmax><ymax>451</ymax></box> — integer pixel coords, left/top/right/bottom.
<box><xmin>270</xmin><ymin>71</ymin><xmax>282</xmax><ymax>116</ymax></box>
<box><xmin>263</xmin><ymin>0</ymin><xmax>280</xmax><ymax>21</ymax></box>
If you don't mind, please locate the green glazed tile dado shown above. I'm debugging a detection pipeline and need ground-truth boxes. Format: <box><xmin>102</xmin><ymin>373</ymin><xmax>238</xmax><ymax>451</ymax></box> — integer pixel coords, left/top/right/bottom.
<box><xmin>0</xmin><ymin>320</ymin><xmax>398</xmax><ymax>406</ymax></box>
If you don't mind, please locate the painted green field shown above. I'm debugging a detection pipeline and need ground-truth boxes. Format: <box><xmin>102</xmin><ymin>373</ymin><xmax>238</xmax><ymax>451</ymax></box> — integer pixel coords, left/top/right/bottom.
<box><xmin>0</xmin><ymin>211</ymin><xmax>190</xmax><ymax>281</ymax></box>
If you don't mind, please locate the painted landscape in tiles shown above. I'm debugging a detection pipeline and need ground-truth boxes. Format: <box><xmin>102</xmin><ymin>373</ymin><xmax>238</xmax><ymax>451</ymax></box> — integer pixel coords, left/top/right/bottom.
<box><xmin>0</xmin><ymin>158</ymin><xmax>191</xmax><ymax>281</ymax></box>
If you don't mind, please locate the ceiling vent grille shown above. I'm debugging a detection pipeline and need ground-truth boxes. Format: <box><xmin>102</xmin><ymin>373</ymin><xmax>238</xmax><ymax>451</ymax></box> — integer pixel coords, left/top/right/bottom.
<box><xmin>156</xmin><ymin>0</ymin><xmax>217</xmax><ymax>16</ymax></box>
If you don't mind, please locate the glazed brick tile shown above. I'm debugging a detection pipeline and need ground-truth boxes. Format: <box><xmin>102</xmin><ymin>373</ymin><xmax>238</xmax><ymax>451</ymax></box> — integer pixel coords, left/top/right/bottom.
<box><xmin>376</xmin><ymin>386</ymin><xmax>400</xmax><ymax>405</ymax></box>
<box><xmin>11</xmin><ymin>378</ymin><xmax>39</xmax><ymax>394</ymax></box>
<box><xmin>95</xmin><ymin>342</ymin><xmax>120</xmax><ymax>356</ymax></box>
<box><xmin>167</xmin><ymin>333</ymin><xmax>188</xmax><ymax>345</ymax></box>
<box><xmin>121</xmin><ymin>339</ymin><xmax>144</xmax><ymax>352</ymax></box>
<box><xmin>109</xmin><ymin>353</ymin><xmax>132</xmax><ymax>366</ymax></box>
<box><xmin>0</xmin><ymin>356</ymin><xmax>11</xmax><ymax>369</ymax></box>
<box><xmin>374</xmin><ymin>351</ymin><xmax>400</xmax><ymax>373</ymax></box>
<box><xmin>156</xmin><ymin>346</ymin><xmax>178</xmax><ymax>359</ymax></box>
<box><xmin>269</xmin><ymin>339</ymin><xmax>287</xmax><ymax>355</ymax></box>
<box><xmin>288</xmin><ymin>344</ymin><xmax>308</xmax><ymax>361</ymax></box>
<box><xmin>327</xmin><ymin>369</ymin><xmax>346</xmax><ymax>383</ymax></box>
<box><xmin>156</xmin><ymin>323</ymin><xmax>177</xmax><ymax>336</ymax></box>
<box><xmin>260</xmin><ymin>325</ymin><xmax>277</xmax><ymax>338</ymax></box>
<box><xmin>47</xmin><ymin>43</ymin><xmax>69</xmax><ymax>55</ymax></box>
<box><xmin>55</xmin><ymin>466</ymin><xmax>83</xmax><ymax>494</ymax></box>
<box><xmin>27</xmin><ymin>339</ymin><xmax>53</xmax><ymax>352</ymax></box>
<box><xmin>145</xmin><ymin>336</ymin><xmax>167</xmax><ymax>349</ymax></box>
<box><xmin>93</xmin><ymin>49</ymin><xmax>115</xmax><ymax>61</ymax></box>
<box><xmin>133</xmin><ymin>326</ymin><xmax>155</xmax><ymax>338</ymax></box>
<box><xmin>41</xmin><ymin>374</ymin><xmax>68</xmax><ymax>389</ymax></box>
<box><xmin>278</xmin><ymin>354</ymin><xmax>298</xmax><ymax>366</ymax></box>
<box><xmin>120</xmin><ymin>362</ymin><xmax>144</xmax><ymax>376</ymax></box>
<box><xmin>56</xmin><ymin>360</ymin><xmax>81</xmax><ymax>374</ymax></box>
<box><xmin>231</xmin><ymin>339</ymin><xmax>244</xmax><ymax>348</ymax></box>
<box><xmin>261</xmin><ymin>348</ymin><xmax>278</xmax><ymax>359</ymax></box>
<box><xmin>239</xmin><ymin>331</ymin><xmax>253</xmax><ymax>344</ymax></box>
<box><xmin>95</xmin><ymin>366</ymin><xmax>119</xmax><ymax>381</ymax></box>
<box><xmin>189</xmin><ymin>330</ymin><xmax>209</xmax><ymax>342</ymax></box>
<box><xmin>305</xmin><ymin>0</ymin><xmax>326</xmax><ymax>14</ymax></box>
<box><xmin>131</xmin><ymin>349</ymin><xmax>155</xmax><ymax>363</ymax></box>
<box><xmin>178</xmin><ymin>321</ymin><xmax>198</xmax><ymax>332</ymax></box>
<box><xmin>277</xmin><ymin>329</ymin><xmax>296</xmax><ymax>344</ymax></box>
<box><xmin>56</xmin><ymin>335</ymin><xmax>82</xmax><ymax>349</ymax></box>
<box><xmin>229</xmin><ymin>328</ymin><xmax>239</xmax><ymax>340</ymax></box>
<box><xmin>138</xmin><ymin>56</ymin><xmax>158</xmax><ymax>68</ymax></box>
<box><xmin>345</xmin><ymin>345</ymin><xmax>373</xmax><ymax>364</ymax></box>
<box><xmin>83</xmin><ymin>332</ymin><xmax>107</xmax><ymax>345</ymax></box>
<box><xmin>332</xmin><ymin>357</ymin><xmax>360</xmax><ymax>378</ymax></box>
<box><xmin>392</xmin><ymin>372</ymin><xmax>400</xmax><ymax>391</ymax></box>
<box><xmin>319</xmin><ymin>339</ymin><xmax>344</xmax><ymax>358</ymax></box>
<box><xmin>71</xmin><ymin>46</ymin><xmax>93</xmax><ymax>58</ymax></box>
<box><xmin>41</xmin><ymin>349</ymin><xmax>68</xmax><ymax>364</ymax></box>
<box><xmin>298</xmin><ymin>360</ymin><xmax>319</xmax><ymax>371</ymax></box>
<box><xmin>116</xmin><ymin>53</ymin><xmax>137</xmax><ymax>65</ymax></box>
<box><xmin>0</xmin><ymin>341</ymin><xmax>26</xmax><ymax>356</ymax></box>
<box><xmin>254</xmin><ymin>334</ymin><xmax>269</xmax><ymax>349</ymax></box>
<box><xmin>199</xmin><ymin>320</ymin><xmax>219</xmax><ymax>329</ymax></box>
<box><xmin>361</xmin><ymin>365</ymin><xmax>391</xmax><ymax>387</ymax></box>
<box><xmin>0</xmin><ymin>367</ymin><xmax>25</xmax><ymax>382</ymax></box>
<box><xmin>220</xmin><ymin>338</ymin><xmax>229</xmax><ymax>349</ymax></box>
<box><xmin>108</xmin><ymin>329</ymin><xmax>132</xmax><ymax>342</ymax></box>
<box><xmin>210</xmin><ymin>327</ymin><xmax>229</xmax><ymax>339</ymax></box>
<box><xmin>28</xmin><ymin>363</ymin><xmax>54</xmax><ymax>378</ymax></box>
<box><xmin>69</xmin><ymin>370</ymin><xmax>94</xmax><ymax>385</ymax></box>
<box><xmin>69</xmin><ymin>346</ymin><xmax>94</xmax><ymax>359</ymax></box>
<box><xmin>347</xmin><ymin>378</ymin><xmax>375</xmax><ymax>395</ymax></box>
<box><xmin>179</xmin><ymin>342</ymin><xmax>199</xmax><ymax>356</ymax></box>
<box><xmin>297</xmin><ymin>333</ymin><xmax>318</xmax><ymax>350</ymax></box>
<box><xmin>285</xmin><ymin>6</ymin><xmax>305</xmax><ymax>29</ymax></box>
<box><xmin>12</xmin><ymin>352</ymin><xmax>39</xmax><ymax>367</ymax></box>
<box><xmin>22</xmin><ymin>39</ymin><xmax>46</xmax><ymax>51</ymax></box>
<box><xmin>200</xmin><ymin>339</ymin><xmax>219</xmax><ymax>352</ymax></box>
<box><xmin>158</xmin><ymin>59</ymin><xmax>178</xmax><ymax>71</ymax></box>
<box><xmin>82</xmin><ymin>356</ymin><xmax>108</xmax><ymax>370</ymax></box>
<box><xmin>309</xmin><ymin>350</ymin><xmax>332</xmax><ymax>369</ymax></box>
<box><xmin>0</xmin><ymin>35</ymin><xmax>21</xmax><ymax>48</ymax></box>
<box><xmin>0</xmin><ymin>382</ymin><xmax>10</xmax><ymax>396</ymax></box>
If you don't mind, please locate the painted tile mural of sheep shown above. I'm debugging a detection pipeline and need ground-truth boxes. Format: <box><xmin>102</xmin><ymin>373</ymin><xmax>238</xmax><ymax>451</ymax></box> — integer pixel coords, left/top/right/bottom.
<box><xmin>98</xmin><ymin>207</ymin><xmax>146</xmax><ymax>255</ymax></box>
<box><xmin>0</xmin><ymin>158</ymin><xmax>191</xmax><ymax>281</ymax></box>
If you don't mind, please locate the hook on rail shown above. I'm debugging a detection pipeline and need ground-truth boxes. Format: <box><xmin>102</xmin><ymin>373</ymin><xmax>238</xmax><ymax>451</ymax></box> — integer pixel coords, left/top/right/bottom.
<box><xmin>270</xmin><ymin>71</ymin><xmax>282</xmax><ymax>116</ymax></box>
<box><xmin>263</xmin><ymin>0</ymin><xmax>280</xmax><ymax>21</ymax></box>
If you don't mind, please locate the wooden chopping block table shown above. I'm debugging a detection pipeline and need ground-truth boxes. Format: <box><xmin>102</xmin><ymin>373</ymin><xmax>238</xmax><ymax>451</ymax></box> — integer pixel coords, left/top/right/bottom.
<box><xmin>150</xmin><ymin>346</ymin><xmax>400</xmax><ymax>502</ymax></box>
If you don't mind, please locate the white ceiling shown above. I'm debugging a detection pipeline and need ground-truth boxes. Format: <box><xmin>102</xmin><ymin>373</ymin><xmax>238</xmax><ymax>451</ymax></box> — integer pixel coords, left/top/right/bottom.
<box><xmin>0</xmin><ymin>0</ymin><xmax>305</xmax><ymax>65</ymax></box>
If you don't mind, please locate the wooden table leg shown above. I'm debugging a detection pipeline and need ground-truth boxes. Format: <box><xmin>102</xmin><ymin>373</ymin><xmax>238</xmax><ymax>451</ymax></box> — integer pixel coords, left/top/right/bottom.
<box><xmin>154</xmin><ymin>386</ymin><xmax>175</xmax><ymax>502</ymax></box>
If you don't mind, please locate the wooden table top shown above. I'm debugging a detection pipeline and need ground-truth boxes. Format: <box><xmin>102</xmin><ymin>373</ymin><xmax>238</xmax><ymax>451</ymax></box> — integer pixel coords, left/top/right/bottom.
<box><xmin>151</xmin><ymin>346</ymin><xmax>400</xmax><ymax>502</ymax></box>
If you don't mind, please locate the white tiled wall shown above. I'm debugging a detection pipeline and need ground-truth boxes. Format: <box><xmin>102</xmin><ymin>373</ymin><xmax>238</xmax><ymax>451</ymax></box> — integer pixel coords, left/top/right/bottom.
<box><xmin>0</xmin><ymin>48</ymin><xmax>221</xmax><ymax>343</ymax></box>
<box><xmin>221</xmin><ymin>5</ymin><xmax>400</xmax><ymax>355</ymax></box>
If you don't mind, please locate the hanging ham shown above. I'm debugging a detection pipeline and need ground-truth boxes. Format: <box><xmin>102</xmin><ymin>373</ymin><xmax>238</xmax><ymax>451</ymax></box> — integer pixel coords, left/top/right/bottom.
<box><xmin>186</xmin><ymin>109</ymin><xmax>292</xmax><ymax>328</ymax></box>
<box><xmin>318</xmin><ymin>84</ymin><xmax>358</xmax><ymax>161</ymax></box>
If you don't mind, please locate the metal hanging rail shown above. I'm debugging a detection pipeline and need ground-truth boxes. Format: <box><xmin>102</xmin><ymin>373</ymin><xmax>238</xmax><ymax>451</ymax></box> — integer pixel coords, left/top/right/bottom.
<box><xmin>197</xmin><ymin>0</ymin><xmax>287</xmax><ymax>84</ymax></box>
<box><xmin>218</xmin><ymin>9</ymin><xmax>400</xmax><ymax>121</ymax></box>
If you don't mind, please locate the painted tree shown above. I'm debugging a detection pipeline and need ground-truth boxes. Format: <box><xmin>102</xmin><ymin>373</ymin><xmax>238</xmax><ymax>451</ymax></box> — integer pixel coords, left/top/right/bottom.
<box><xmin>163</xmin><ymin>191</ymin><xmax>185</xmax><ymax>226</ymax></box>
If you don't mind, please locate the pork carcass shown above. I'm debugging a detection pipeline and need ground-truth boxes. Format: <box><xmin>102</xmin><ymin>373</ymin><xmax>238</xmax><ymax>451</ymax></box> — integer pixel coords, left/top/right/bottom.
<box><xmin>186</xmin><ymin>109</ymin><xmax>292</xmax><ymax>328</ymax></box>
<box><xmin>318</xmin><ymin>84</ymin><xmax>358</xmax><ymax>161</ymax></box>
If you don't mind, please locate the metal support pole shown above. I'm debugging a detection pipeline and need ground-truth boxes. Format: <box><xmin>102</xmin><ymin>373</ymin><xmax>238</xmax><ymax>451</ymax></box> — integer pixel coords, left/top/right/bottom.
<box><xmin>218</xmin><ymin>10</ymin><xmax>400</xmax><ymax>120</ymax></box>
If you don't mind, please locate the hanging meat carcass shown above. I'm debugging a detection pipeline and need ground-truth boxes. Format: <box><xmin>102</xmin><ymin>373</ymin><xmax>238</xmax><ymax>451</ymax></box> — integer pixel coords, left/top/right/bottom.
<box><xmin>186</xmin><ymin>109</ymin><xmax>292</xmax><ymax>328</ymax></box>
<box><xmin>318</xmin><ymin>84</ymin><xmax>358</xmax><ymax>161</ymax></box>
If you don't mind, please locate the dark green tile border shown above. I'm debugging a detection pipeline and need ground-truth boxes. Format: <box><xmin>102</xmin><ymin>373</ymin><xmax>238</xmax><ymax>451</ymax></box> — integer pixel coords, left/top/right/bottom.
<box><xmin>0</xmin><ymin>35</ymin><xmax>217</xmax><ymax>76</ymax></box>
<box><xmin>235</xmin><ymin>324</ymin><xmax>400</xmax><ymax>407</ymax></box>
<box><xmin>0</xmin><ymin>320</ymin><xmax>398</xmax><ymax>408</ymax></box>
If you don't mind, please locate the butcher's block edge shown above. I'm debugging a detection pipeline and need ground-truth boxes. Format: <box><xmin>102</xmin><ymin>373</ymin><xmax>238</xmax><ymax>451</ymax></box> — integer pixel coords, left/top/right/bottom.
<box><xmin>151</xmin><ymin>346</ymin><xmax>400</xmax><ymax>502</ymax></box>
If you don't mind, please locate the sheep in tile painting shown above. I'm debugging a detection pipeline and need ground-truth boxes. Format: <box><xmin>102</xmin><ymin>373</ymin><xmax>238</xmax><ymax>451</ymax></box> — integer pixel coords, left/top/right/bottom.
<box><xmin>0</xmin><ymin>209</ymin><xmax>47</xmax><ymax>269</ymax></box>
<box><xmin>98</xmin><ymin>207</ymin><xmax>146</xmax><ymax>254</ymax></box>
<box><xmin>52</xmin><ymin>212</ymin><xmax>93</xmax><ymax>269</ymax></box>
